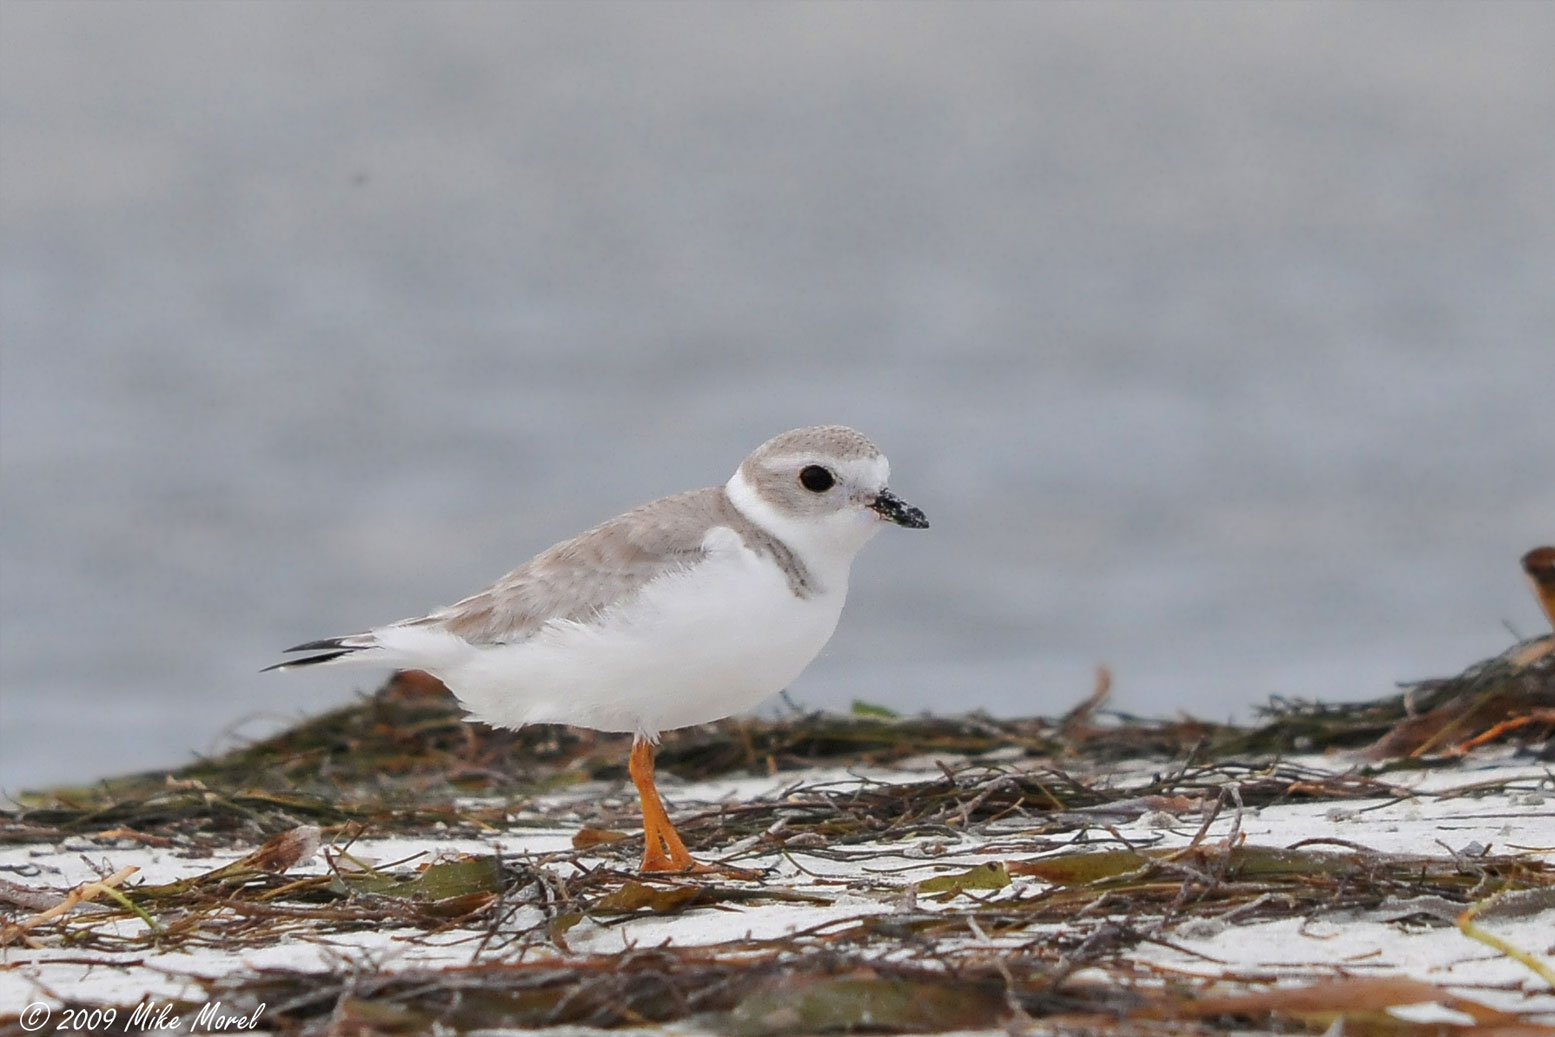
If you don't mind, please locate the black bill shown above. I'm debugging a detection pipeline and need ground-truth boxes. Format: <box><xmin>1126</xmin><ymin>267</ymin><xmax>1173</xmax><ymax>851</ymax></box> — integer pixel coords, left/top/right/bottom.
<box><xmin>870</xmin><ymin>488</ymin><xmax>929</xmax><ymax>529</ymax></box>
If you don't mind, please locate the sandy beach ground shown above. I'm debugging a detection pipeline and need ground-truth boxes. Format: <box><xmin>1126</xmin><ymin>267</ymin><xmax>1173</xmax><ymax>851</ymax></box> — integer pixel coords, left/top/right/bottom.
<box><xmin>2</xmin><ymin>690</ymin><xmax>1551</xmax><ymax>1035</ymax></box>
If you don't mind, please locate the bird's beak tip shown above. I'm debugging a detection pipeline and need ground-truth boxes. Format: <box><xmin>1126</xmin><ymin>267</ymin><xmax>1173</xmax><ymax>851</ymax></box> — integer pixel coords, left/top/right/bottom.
<box><xmin>870</xmin><ymin>489</ymin><xmax>929</xmax><ymax>529</ymax></box>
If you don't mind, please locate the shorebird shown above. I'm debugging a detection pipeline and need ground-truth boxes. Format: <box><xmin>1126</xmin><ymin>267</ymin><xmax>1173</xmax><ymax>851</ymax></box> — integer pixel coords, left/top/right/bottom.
<box><xmin>267</xmin><ymin>425</ymin><xmax>927</xmax><ymax>872</ymax></box>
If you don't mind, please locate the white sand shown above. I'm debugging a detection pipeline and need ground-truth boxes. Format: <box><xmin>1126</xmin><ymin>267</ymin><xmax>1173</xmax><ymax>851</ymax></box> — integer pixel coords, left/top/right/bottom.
<box><xmin>3</xmin><ymin>749</ymin><xmax>1551</xmax><ymax>1032</ymax></box>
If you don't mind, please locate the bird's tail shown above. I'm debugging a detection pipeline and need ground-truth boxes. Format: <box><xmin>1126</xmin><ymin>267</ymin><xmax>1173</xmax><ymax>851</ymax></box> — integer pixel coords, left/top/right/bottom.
<box><xmin>261</xmin><ymin>634</ymin><xmax>379</xmax><ymax>673</ymax></box>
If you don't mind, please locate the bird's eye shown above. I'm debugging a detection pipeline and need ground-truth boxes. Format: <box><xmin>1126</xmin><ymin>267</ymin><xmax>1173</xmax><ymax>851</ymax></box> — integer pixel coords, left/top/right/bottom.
<box><xmin>799</xmin><ymin>465</ymin><xmax>835</xmax><ymax>493</ymax></box>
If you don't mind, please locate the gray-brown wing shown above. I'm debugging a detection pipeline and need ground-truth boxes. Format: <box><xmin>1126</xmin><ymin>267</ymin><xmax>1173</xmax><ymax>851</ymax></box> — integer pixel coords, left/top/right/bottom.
<box><xmin>404</xmin><ymin>487</ymin><xmax>737</xmax><ymax>645</ymax></box>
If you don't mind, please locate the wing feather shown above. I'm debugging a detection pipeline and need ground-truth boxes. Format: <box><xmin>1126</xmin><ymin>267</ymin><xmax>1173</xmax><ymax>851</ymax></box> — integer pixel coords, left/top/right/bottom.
<box><xmin>405</xmin><ymin>487</ymin><xmax>732</xmax><ymax>645</ymax></box>
<box><xmin>266</xmin><ymin>482</ymin><xmax>813</xmax><ymax>673</ymax></box>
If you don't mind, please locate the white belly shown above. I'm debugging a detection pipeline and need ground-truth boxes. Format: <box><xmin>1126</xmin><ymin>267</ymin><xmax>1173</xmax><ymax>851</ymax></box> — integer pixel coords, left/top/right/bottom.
<box><xmin>434</xmin><ymin>542</ymin><xmax>848</xmax><ymax>739</ymax></box>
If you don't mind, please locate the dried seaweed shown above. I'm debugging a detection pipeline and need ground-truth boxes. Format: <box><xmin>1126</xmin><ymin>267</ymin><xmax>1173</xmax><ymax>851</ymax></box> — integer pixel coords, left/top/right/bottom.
<box><xmin>8</xmin><ymin>628</ymin><xmax>1551</xmax><ymax>851</ymax></box>
<box><xmin>3</xmin><ymin>637</ymin><xmax>1553</xmax><ymax>1034</ymax></box>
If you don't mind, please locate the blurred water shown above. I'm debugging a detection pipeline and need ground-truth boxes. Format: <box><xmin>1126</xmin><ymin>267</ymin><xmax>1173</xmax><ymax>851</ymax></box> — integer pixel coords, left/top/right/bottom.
<box><xmin>2</xmin><ymin>3</ymin><xmax>1552</xmax><ymax>792</ymax></box>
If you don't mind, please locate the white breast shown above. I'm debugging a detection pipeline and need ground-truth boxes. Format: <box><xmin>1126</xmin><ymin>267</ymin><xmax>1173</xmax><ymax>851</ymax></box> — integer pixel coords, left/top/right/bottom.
<box><xmin>431</xmin><ymin>525</ymin><xmax>849</xmax><ymax>739</ymax></box>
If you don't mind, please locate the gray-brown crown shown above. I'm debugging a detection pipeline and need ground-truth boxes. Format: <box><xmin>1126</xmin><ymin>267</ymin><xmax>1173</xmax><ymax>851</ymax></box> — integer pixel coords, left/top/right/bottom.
<box><xmin>742</xmin><ymin>425</ymin><xmax>881</xmax><ymax>467</ymax></box>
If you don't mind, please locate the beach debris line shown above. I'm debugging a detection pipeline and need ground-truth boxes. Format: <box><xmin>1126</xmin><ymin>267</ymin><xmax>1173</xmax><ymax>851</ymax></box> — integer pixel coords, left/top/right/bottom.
<box><xmin>1</xmin><ymin>554</ymin><xmax>1551</xmax><ymax>1032</ymax></box>
<box><xmin>2</xmin><ymin>715</ymin><xmax>1551</xmax><ymax>1031</ymax></box>
<box><xmin>6</xmin><ymin>613</ymin><xmax>1550</xmax><ymax>851</ymax></box>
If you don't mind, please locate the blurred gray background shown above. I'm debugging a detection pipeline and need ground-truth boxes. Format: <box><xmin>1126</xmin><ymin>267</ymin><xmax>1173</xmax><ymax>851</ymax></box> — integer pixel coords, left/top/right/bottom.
<box><xmin>2</xmin><ymin>3</ymin><xmax>1552</xmax><ymax>792</ymax></box>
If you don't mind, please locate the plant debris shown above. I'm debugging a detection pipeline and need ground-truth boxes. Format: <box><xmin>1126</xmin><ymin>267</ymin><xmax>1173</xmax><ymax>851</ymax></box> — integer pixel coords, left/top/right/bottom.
<box><xmin>2</xmin><ymin>628</ymin><xmax>1552</xmax><ymax>1033</ymax></box>
<box><xmin>6</xmin><ymin>621</ymin><xmax>1550</xmax><ymax>850</ymax></box>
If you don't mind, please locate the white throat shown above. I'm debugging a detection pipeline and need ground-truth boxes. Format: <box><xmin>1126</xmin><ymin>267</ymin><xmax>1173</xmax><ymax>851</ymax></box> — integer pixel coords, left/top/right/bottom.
<box><xmin>724</xmin><ymin>469</ymin><xmax>879</xmax><ymax>595</ymax></box>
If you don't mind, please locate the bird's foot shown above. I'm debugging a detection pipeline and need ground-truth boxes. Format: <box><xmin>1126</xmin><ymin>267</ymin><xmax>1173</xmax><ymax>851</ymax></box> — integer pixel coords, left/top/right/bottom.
<box><xmin>639</xmin><ymin>846</ymin><xmax>761</xmax><ymax>880</ymax></box>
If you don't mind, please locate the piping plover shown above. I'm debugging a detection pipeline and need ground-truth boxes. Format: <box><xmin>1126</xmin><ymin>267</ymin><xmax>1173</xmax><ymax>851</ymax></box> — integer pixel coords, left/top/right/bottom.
<box><xmin>267</xmin><ymin>425</ymin><xmax>928</xmax><ymax>872</ymax></box>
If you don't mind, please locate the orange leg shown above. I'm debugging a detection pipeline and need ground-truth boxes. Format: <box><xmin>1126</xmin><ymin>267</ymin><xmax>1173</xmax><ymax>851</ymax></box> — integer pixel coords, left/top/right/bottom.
<box><xmin>629</xmin><ymin>737</ymin><xmax>701</xmax><ymax>872</ymax></box>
